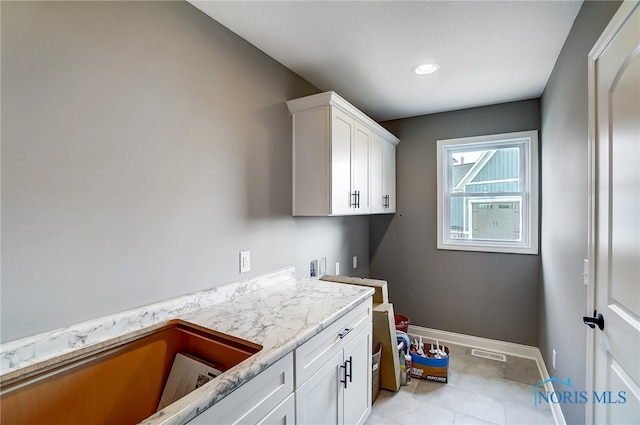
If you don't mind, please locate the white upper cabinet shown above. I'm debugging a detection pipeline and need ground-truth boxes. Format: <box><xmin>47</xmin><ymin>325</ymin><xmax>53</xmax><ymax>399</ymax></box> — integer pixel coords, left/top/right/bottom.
<box><xmin>352</xmin><ymin>122</ymin><xmax>371</xmax><ymax>213</ymax></box>
<box><xmin>287</xmin><ymin>92</ymin><xmax>399</xmax><ymax>216</ymax></box>
<box><xmin>370</xmin><ymin>133</ymin><xmax>397</xmax><ymax>214</ymax></box>
<box><xmin>382</xmin><ymin>138</ymin><xmax>396</xmax><ymax>213</ymax></box>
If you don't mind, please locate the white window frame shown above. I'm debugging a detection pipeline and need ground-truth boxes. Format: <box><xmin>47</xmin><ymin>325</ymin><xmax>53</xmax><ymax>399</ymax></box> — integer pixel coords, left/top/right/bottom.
<box><xmin>436</xmin><ymin>130</ymin><xmax>539</xmax><ymax>254</ymax></box>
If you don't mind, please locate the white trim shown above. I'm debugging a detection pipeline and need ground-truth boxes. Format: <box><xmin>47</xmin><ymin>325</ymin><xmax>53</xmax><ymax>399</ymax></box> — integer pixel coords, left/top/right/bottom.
<box><xmin>453</xmin><ymin>150</ymin><xmax>497</xmax><ymax>191</ymax></box>
<box><xmin>407</xmin><ymin>324</ymin><xmax>566</xmax><ymax>425</ymax></box>
<box><xmin>437</xmin><ymin>130</ymin><xmax>539</xmax><ymax>255</ymax></box>
<box><xmin>585</xmin><ymin>2</ymin><xmax>640</xmax><ymax>423</ymax></box>
<box><xmin>464</xmin><ymin>177</ymin><xmax>519</xmax><ymax>187</ymax></box>
<box><xmin>286</xmin><ymin>91</ymin><xmax>400</xmax><ymax>145</ymax></box>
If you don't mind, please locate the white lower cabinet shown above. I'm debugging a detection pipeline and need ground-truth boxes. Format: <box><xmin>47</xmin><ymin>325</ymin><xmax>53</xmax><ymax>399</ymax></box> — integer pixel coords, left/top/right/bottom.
<box><xmin>188</xmin><ymin>352</ymin><xmax>294</xmax><ymax>425</ymax></box>
<box><xmin>294</xmin><ymin>299</ymin><xmax>373</xmax><ymax>425</ymax></box>
<box><xmin>295</xmin><ymin>349</ymin><xmax>344</xmax><ymax>424</ymax></box>
<box><xmin>257</xmin><ymin>394</ymin><xmax>295</xmax><ymax>425</ymax></box>
<box><xmin>295</xmin><ymin>328</ymin><xmax>371</xmax><ymax>425</ymax></box>
<box><xmin>342</xmin><ymin>328</ymin><xmax>372</xmax><ymax>425</ymax></box>
<box><xmin>188</xmin><ymin>298</ymin><xmax>372</xmax><ymax>425</ymax></box>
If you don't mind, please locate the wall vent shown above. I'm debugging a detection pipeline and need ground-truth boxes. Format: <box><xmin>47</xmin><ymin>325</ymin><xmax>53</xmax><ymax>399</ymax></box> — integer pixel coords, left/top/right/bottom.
<box><xmin>471</xmin><ymin>349</ymin><xmax>507</xmax><ymax>362</ymax></box>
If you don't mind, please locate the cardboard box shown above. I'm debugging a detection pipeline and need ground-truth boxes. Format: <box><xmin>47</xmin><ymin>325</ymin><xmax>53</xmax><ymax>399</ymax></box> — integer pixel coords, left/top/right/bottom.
<box><xmin>158</xmin><ymin>353</ymin><xmax>224</xmax><ymax>411</ymax></box>
<box><xmin>409</xmin><ymin>345</ymin><xmax>449</xmax><ymax>383</ymax></box>
<box><xmin>372</xmin><ymin>342</ymin><xmax>382</xmax><ymax>402</ymax></box>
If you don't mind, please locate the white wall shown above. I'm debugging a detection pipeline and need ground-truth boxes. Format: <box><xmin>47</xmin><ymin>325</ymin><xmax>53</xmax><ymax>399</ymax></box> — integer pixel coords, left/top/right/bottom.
<box><xmin>1</xmin><ymin>1</ymin><xmax>370</xmax><ymax>343</ymax></box>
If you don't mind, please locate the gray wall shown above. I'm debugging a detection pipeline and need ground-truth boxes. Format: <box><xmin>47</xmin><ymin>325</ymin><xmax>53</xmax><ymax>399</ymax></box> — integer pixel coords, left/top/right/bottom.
<box><xmin>371</xmin><ymin>100</ymin><xmax>541</xmax><ymax>346</ymax></box>
<box><xmin>539</xmin><ymin>1</ymin><xmax>621</xmax><ymax>424</ymax></box>
<box><xmin>1</xmin><ymin>1</ymin><xmax>369</xmax><ymax>343</ymax></box>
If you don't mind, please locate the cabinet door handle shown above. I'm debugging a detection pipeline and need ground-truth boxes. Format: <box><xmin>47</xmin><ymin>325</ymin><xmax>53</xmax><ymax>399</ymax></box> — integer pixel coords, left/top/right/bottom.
<box><xmin>340</xmin><ymin>361</ymin><xmax>348</xmax><ymax>388</ymax></box>
<box><xmin>338</xmin><ymin>327</ymin><xmax>353</xmax><ymax>339</ymax></box>
<box><xmin>351</xmin><ymin>191</ymin><xmax>358</xmax><ymax>208</ymax></box>
<box><xmin>340</xmin><ymin>357</ymin><xmax>352</xmax><ymax>389</ymax></box>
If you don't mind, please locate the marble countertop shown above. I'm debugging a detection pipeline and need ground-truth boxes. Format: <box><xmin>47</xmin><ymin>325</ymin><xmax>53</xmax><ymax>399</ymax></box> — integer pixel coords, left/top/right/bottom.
<box><xmin>0</xmin><ymin>267</ymin><xmax>374</xmax><ymax>425</ymax></box>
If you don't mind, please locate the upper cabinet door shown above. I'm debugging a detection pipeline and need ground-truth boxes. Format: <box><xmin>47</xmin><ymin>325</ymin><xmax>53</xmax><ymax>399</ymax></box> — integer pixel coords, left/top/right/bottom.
<box><xmin>371</xmin><ymin>134</ymin><xmax>396</xmax><ymax>214</ymax></box>
<box><xmin>382</xmin><ymin>141</ymin><xmax>396</xmax><ymax>213</ymax></box>
<box><xmin>353</xmin><ymin>123</ymin><xmax>371</xmax><ymax>214</ymax></box>
<box><xmin>331</xmin><ymin>108</ymin><xmax>356</xmax><ymax>215</ymax></box>
<box><xmin>369</xmin><ymin>136</ymin><xmax>385</xmax><ymax>214</ymax></box>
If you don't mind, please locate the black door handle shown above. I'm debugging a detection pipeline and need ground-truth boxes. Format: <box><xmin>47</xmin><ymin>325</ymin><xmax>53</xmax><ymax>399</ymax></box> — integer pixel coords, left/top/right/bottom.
<box><xmin>583</xmin><ymin>311</ymin><xmax>605</xmax><ymax>330</ymax></box>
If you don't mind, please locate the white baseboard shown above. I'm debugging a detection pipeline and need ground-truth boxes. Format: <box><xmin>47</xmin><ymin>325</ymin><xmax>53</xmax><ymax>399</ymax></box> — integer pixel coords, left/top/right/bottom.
<box><xmin>407</xmin><ymin>325</ymin><xmax>566</xmax><ymax>425</ymax></box>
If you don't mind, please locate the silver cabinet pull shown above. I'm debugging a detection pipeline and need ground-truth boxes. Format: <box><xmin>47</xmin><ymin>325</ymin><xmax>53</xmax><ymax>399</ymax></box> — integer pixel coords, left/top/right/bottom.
<box><xmin>338</xmin><ymin>327</ymin><xmax>353</xmax><ymax>339</ymax></box>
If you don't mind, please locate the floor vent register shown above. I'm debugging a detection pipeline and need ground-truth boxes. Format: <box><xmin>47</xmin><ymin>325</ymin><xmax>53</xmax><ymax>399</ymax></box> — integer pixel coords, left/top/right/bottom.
<box><xmin>470</xmin><ymin>349</ymin><xmax>506</xmax><ymax>362</ymax></box>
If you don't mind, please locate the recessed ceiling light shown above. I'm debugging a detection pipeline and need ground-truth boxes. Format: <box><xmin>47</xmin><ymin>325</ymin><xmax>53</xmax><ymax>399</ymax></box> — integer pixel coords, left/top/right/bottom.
<box><xmin>412</xmin><ymin>63</ymin><xmax>440</xmax><ymax>75</ymax></box>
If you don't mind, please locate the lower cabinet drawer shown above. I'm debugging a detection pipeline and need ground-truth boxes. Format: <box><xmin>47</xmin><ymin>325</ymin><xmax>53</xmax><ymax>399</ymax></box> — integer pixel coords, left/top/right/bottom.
<box><xmin>294</xmin><ymin>299</ymin><xmax>372</xmax><ymax>388</ymax></box>
<box><xmin>256</xmin><ymin>393</ymin><xmax>295</xmax><ymax>425</ymax></box>
<box><xmin>188</xmin><ymin>352</ymin><xmax>293</xmax><ymax>425</ymax></box>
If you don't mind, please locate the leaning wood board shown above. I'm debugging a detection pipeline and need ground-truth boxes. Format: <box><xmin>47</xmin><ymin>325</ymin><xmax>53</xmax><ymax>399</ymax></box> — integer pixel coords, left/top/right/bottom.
<box><xmin>373</xmin><ymin>303</ymin><xmax>401</xmax><ymax>391</ymax></box>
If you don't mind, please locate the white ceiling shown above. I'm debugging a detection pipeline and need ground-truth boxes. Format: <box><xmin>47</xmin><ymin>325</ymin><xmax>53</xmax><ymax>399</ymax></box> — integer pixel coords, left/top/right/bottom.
<box><xmin>189</xmin><ymin>1</ymin><xmax>583</xmax><ymax>121</ymax></box>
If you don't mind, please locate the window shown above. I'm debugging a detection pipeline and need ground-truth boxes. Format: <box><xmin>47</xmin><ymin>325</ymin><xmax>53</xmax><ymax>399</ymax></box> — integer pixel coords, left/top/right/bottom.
<box><xmin>437</xmin><ymin>130</ymin><xmax>539</xmax><ymax>254</ymax></box>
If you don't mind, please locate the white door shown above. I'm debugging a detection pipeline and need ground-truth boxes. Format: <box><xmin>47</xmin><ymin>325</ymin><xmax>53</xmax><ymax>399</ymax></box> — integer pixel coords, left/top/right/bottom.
<box><xmin>589</xmin><ymin>2</ymin><xmax>640</xmax><ymax>424</ymax></box>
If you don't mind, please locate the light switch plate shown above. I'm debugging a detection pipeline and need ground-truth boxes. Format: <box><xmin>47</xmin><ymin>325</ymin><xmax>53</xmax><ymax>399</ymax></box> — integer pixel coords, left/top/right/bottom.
<box><xmin>240</xmin><ymin>251</ymin><xmax>250</xmax><ymax>273</ymax></box>
<box><xmin>352</xmin><ymin>256</ymin><xmax>358</xmax><ymax>269</ymax></box>
<box><xmin>583</xmin><ymin>259</ymin><xmax>589</xmax><ymax>286</ymax></box>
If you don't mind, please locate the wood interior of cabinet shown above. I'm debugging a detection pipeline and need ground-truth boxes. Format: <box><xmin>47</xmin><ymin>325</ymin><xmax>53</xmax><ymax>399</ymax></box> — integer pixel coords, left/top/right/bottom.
<box><xmin>0</xmin><ymin>320</ymin><xmax>261</xmax><ymax>425</ymax></box>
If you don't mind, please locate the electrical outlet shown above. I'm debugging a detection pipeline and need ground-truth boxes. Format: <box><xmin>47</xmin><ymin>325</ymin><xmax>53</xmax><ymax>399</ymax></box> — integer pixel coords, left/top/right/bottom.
<box><xmin>319</xmin><ymin>257</ymin><xmax>327</xmax><ymax>276</ymax></box>
<box><xmin>352</xmin><ymin>256</ymin><xmax>358</xmax><ymax>269</ymax></box>
<box><xmin>310</xmin><ymin>259</ymin><xmax>318</xmax><ymax>277</ymax></box>
<box><xmin>335</xmin><ymin>262</ymin><xmax>340</xmax><ymax>275</ymax></box>
<box><xmin>240</xmin><ymin>251</ymin><xmax>250</xmax><ymax>273</ymax></box>
<box><xmin>552</xmin><ymin>349</ymin><xmax>557</xmax><ymax>370</ymax></box>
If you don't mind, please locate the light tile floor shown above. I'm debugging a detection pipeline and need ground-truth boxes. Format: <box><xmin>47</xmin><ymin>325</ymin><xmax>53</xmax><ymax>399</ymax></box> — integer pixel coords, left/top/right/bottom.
<box><xmin>366</xmin><ymin>343</ymin><xmax>555</xmax><ymax>425</ymax></box>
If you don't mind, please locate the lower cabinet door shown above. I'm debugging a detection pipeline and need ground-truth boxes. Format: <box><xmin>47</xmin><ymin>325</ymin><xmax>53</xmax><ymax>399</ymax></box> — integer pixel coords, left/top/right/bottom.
<box><xmin>343</xmin><ymin>328</ymin><xmax>372</xmax><ymax>425</ymax></box>
<box><xmin>257</xmin><ymin>393</ymin><xmax>295</xmax><ymax>425</ymax></box>
<box><xmin>295</xmin><ymin>349</ymin><xmax>344</xmax><ymax>425</ymax></box>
